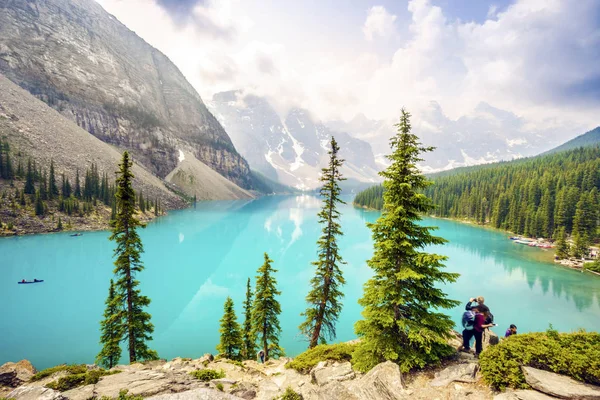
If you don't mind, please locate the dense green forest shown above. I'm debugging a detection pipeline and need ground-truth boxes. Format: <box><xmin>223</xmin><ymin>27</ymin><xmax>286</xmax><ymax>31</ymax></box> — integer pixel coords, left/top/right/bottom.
<box><xmin>354</xmin><ymin>146</ymin><xmax>600</xmax><ymax>247</ymax></box>
<box><xmin>0</xmin><ymin>137</ymin><xmax>161</xmax><ymax>233</ymax></box>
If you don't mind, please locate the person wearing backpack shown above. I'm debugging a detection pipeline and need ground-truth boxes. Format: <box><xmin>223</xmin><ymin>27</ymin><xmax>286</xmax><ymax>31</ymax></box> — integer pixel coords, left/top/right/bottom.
<box><xmin>466</xmin><ymin>296</ymin><xmax>494</xmax><ymax>325</ymax></box>
<box><xmin>460</xmin><ymin>308</ymin><xmax>476</xmax><ymax>352</ymax></box>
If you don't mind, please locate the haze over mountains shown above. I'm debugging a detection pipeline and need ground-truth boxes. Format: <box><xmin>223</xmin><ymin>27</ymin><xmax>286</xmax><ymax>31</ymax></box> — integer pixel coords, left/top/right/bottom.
<box><xmin>208</xmin><ymin>91</ymin><xmax>380</xmax><ymax>190</ymax></box>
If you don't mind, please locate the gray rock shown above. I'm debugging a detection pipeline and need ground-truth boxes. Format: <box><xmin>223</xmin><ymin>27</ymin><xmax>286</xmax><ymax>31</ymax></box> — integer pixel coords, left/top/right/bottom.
<box><xmin>349</xmin><ymin>361</ymin><xmax>405</xmax><ymax>399</ymax></box>
<box><xmin>311</xmin><ymin>361</ymin><xmax>355</xmax><ymax>386</ymax></box>
<box><xmin>147</xmin><ymin>388</ymin><xmax>240</xmax><ymax>399</ymax></box>
<box><xmin>7</xmin><ymin>386</ymin><xmax>65</xmax><ymax>400</ymax></box>
<box><xmin>494</xmin><ymin>390</ymin><xmax>557</xmax><ymax>399</ymax></box>
<box><xmin>430</xmin><ymin>363</ymin><xmax>479</xmax><ymax>387</ymax></box>
<box><xmin>211</xmin><ymin>378</ymin><xmax>238</xmax><ymax>385</ymax></box>
<box><xmin>230</xmin><ymin>382</ymin><xmax>258</xmax><ymax>400</ymax></box>
<box><xmin>0</xmin><ymin>360</ymin><xmax>36</xmax><ymax>387</ymax></box>
<box><xmin>483</xmin><ymin>330</ymin><xmax>500</xmax><ymax>348</ymax></box>
<box><xmin>305</xmin><ymin>381</ymin><xmax>360</xmax><ymax>400</ymax></box>
<box><xmin>522</xmin><ymin>366</ymin><xmax>600</xmax><ymax>399</ymax></box>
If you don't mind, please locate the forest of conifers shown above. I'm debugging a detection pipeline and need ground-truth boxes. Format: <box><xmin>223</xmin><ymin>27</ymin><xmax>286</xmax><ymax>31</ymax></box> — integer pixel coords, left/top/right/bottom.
<box><xmin>354</xmin><ymin>146</ymin><xmax>600</xmax><ymax>243</ymax></box>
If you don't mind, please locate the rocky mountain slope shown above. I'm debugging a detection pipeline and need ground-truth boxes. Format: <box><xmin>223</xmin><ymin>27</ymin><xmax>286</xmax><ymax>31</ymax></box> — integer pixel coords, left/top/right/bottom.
<box><xmin>208</xmin><ymin>91</ymin><xmax>381</xmax><ymax>190</ymax></box>
<box><xmin>0</xmin><ymin>0</ymin><xmax>254</xmax><ymax>190</ymax></box>
<box><xmin>0</xmin><ymin>73</ymin><xmax>185</xmax><ymax>209</ymax></box>
<box><xmin>543</xmin><ymin>126</ymin><xmax>600</xmax><ymax>155</ymax></box>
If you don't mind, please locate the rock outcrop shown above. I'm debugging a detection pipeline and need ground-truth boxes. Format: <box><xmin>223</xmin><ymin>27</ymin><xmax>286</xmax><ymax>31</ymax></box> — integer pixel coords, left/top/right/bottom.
<box><xmin>522</xmin><ymin>366</ymin><xmax>600</xmax><ymax>399</ymax></box>
<box><xmin>494</xmin><ymin>390</ymin><xmax>556</xmax><ymax>399</ymax></box>
<box><xmin>0</xmin><ymin>0</ymin><xmax>254</xmax><ymax>190</ymax></box>
<box><xmin>0</xmin><ymin>360</ymin><xmax>36</xmax><ymax>387</ymax></box>
<box><xmin>310</xmin><ymin>361</ymin><xmax>355</xmax><ymax>386</ymax></box>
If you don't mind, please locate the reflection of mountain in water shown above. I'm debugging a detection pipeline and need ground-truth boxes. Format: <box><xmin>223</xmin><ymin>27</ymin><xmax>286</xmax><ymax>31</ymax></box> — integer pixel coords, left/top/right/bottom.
<box><xmin>145</xmin><ymin>200</ymin><xmax>255</xmax><ymax>334</ymax></box>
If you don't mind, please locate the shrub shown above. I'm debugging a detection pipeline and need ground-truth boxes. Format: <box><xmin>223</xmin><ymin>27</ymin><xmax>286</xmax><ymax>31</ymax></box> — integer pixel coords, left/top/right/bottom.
<box><xmin>32</xmin><ymin>364</ymin><xmax>87</xmax><ymax>381</ymax></box>
<box><xmin>479</xmin><ymin>328</ymin><xmax>600</xmax><ymax>390</ymax></box>
<box><xmin>43</xmin><ymin>368</ymin><xmax>118</xmax><ymax>391</ymax></box>
<box><xmin>189</xmin><ymin>369</ymin><xmax>225</xmax><ymax>381</ymax></box>
<box><xmin>278</xmin><ymin>386</ymin><xmax>303</xmax><ymax>400</ymax></box>
<box><xmin>286</xmin><ymin>343</ymin><xmax>357</xmax><ymax>373</ymax></box>
<box><xmin>99</xmin><ymin>389</ymin><xmax>144</xmax><ymax>400</ymax></box>
<box><xmin>216</xmin><ymin>383</ymin><xmax>224</xmax><ymax>391</ymax></box>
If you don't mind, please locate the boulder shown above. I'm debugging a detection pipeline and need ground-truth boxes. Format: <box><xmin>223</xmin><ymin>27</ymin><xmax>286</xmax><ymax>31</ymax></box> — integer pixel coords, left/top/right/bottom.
<box><xmin>349</xmin><ymin>361</ymin><xmax>405</xmax><ymax>400</ymax></box>
<box><xmin>494</xmin><ymin>390</ymin><xmax>557</xmax><ymax>399</ymax></box>
<box><xmin>307</xmin><ymin>381</ymin><xmax>360</xmax><ymax>400</ymax></box>
<box><xmin>483</xmin><ymin>330</ymin><xmax>500</xmax><ymax>349</ymax></box>
<box><xmin>430</xmin><ymin>363</ymin><xmax>479</xmax><ymax>387</ymax></box>
<box><xmin>310</xmin><ymin>361</ymin><xmax>355</xmax><ymax>386</ymax></box>
<box><xmin>211</xmin><ymin>378</ymin><xmax>238</xmax><ymax>385</ymax></box>
<box><xmin>0</xmin><ymin>360</ymin><xmax>36</xmax><ymax>387</ymax></box>
<box><xmin>7</xmin><ymin>386</ymin><xmax>65</xmax><ymax>400</ymax></box>
<box><xmin>147</xmin><ymin>388</ymin><xmax>240</xmax><ymax>399</ymax></box>
<box><xmin>522</xmin><ymin>366</ymin><xmax>600</xmax><ymax>399</ymax></box>
<box><xmin>230</xmin><ymin>382</ymin><xmax>258</xmax><ymax>399</ymax></box>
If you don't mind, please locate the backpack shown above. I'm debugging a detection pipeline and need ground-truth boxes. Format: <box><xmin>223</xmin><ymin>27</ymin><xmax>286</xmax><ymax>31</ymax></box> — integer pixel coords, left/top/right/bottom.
<box><xmin>485</xmin><ymin>311</ymin><xmax>494</xmax><ymax>325</ymax></box>
<box><xmin>462</xmin><ymin>310</ymin><xmax>475</xmax><ymax>330</ymax></box>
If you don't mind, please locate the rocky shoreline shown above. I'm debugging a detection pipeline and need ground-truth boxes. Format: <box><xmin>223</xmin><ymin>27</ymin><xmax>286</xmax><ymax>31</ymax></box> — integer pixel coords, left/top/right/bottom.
<box><xmin>2</xmin><ymin>331</ymin><xmax>599</xmax><ymax>400</ymax></box>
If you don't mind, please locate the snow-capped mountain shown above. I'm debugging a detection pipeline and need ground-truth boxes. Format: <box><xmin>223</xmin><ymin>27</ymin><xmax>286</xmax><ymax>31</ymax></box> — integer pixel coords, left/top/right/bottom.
<box><xmin>208</xmin><ymin>91</ymin><xmax>381</xmax><ymax>190</ymax></box>
<box><xmin>328</xmin><ymin>102</ymin><xmax>582</xmax><ymax>173</ymax></box>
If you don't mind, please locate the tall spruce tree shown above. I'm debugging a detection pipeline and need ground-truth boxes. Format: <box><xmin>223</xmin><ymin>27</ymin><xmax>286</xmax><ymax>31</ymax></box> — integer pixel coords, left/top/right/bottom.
<box><xmin>24</xmin><ymin>159</ymin><xmax>35</xmax><ymax>195</ymax></box>
<box><xmin>96</xmin><ymin>279</ymin><xmax>123</xmax><ymax>368</ymax></box>
<box><xmin>217</xmin><ymin>296</ymin><xmax>243</xmax><ymax>360</ymax></box>
<box><xmin>110</xmin><ymin>151</ymin><xmax>158</xmax><ymax>363</ymax></box>
<box><xmin>251</xmin><ymin>253</ymin><xmax>283</xmax><ymax>361</ymax></box>
<box><xmin>299</xmin><ymin>136</ymin><xmax>347</xmax><ymax>349</ymax></box>
<box><xmin>74</xmin><ymin>169</ymin><xmax>82</xmax><ymax>198</ymax></box>
<box><xmin>353</xmin><ymin>109</ymin><xmax>460</xmax><ymax>373</ymax></box>
<box><xmin>554</xmin><ymin>226</ymin><xmax>570</xmax><ymax>259</ymax></box>
<box><xmin>242</xmin><ymin>278</ymin><xmax>255</xmax><ymax>359</ymax></box>
<box><xmin>49</xmin><ymin>160</ymin><xmax>58</xmax><ymax>200</ymax></box>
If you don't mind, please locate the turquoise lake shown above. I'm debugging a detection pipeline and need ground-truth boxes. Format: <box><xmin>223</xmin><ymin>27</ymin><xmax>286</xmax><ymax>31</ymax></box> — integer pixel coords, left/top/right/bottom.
<box><xmin>2</xmin><ymin>195</ymin><xmax>600</xmax><ymax>370</ymax></box>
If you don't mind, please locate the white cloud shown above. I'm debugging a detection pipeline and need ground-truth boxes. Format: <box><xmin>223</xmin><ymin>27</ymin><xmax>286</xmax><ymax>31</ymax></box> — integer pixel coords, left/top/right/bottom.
<box><xmin>487</xmin><ymin>4</ymin><xmax>498</xmax><ymax>19</ymax></box>
<box><xmin>362</xmin><ymin>6</ymin><xmax>398</xmax><ymax>41</ymax></box>
<box><xmin>94</xmin><ymin>0</ymin><xmax>600</xmax><ymax>143</ymax></box>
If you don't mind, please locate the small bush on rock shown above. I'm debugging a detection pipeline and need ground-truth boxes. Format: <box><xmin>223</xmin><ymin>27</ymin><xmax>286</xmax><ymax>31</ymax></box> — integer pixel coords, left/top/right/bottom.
<box><xmin>32</xmin><ymin>364</ymin><xmax>87</xmax><ymax>381</ymax></box>
<box><xmin>286</xmin><ymin>343</ymin><xmax>357</xmax><ymax>373</ymax></box>
<box><xmin>277</xmin><ymin>387</ymin><xmax>303</xmax><ymax>400</ymax></box>
<box><xmin>189</xmin><ymin>369</ymin><xmax>225</xmax><ymax>381</ymax></box>
<box><xmin>216</xmin><ymin>383</ymin><xmax>224</xmax><ymax>391</ymax></box>
<box><xmin>479</xmin><ymin>328</ymin><xmax>600</xmax><ymax>390</ymax></box>
<box><xmin>44</xmin><ymin>368</ymin><xmax>118</xmax><ymax>391</ymax></box>
<box><xmin>99</xmin><ymin>389</ymin><xmax>144</xmax><ymax>400</ymax></box>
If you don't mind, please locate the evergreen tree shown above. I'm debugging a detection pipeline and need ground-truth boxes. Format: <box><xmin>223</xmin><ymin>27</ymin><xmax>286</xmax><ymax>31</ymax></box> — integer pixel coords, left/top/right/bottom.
<box><xmin>110</xmin><ymin>151</ymin><xmax>158</xmax><ymax>363</ymax></box>
<box><xmin>19</xmin><ymin>189</ymin><xmax>26</xmax><ymax>206</ymax></box>
<box><xmin>57</xmin><ymin>217</ymin><xmax>63</xmax><ymax>231</ymax></box>
<box><xmin>40</xmin><ymin>170</ymin><xmax>48</xmax><ymax>200</ymax></box>
<box><xmin>216</xmin><ymin>296</ymin><xmax>243</xmax><ymax>360</ymax></box>
<box><xmin>74</xmin><ymin>169</ymin><xmax>82</xmax><ymax>198</ymax></box>
<box><xmin>251</xmin><ymin>253</ymin><xmax>283</xmax><ymax>361</ymax></box>
<box><xmin>0</xmin><ymin>138</ymin><xmax>4</xmax><ymax>179</ymax></box>
<box><xmin>24</xmin><ymin>159</ymin><xmax>35</xmax><ymax>195</ymax></box>
<box><xmin>139</xmin><ymin>191</ymin><xmax>146</xmax><ymax>213</ymax></box>
<box><xmin>554</xmin><ymin>226</ymin><xmax>569</xmax><ymax>259</ymax></box>
<box><xmin>16</xmin><ymin>158</ymin><xmax>23</xmax><ymax>179</ymax></box>
<box><xmin>353</xmin><ymin>109</ymin><xmax>460</xmax><ymax>373</ymax></box>
<box><xmin>299</xmin><ymin>136</ymin><xmax>346</xmax><ymax>349</ymax></box>
<box><xmin>242</xmin><ymin>278</ymin><xmax>255</xmax><ymax>359</ymax></box>
<box><xmin>5</xmin><ymin>151</ymin><xmax>13</xmax><ymax>180</ymax></box>
<box><xmin>35</xmin><ymin>190</ymin><xmax>45</xmax><ymax>216</ymax></box>
<box><xmin>96</xmin><ymin>279</ymin><xmax>123</xmax><ymax>369</ymax></box>
<box><xmin>49</xmin><ymin>160</ymin><xmax>58</xmax><ymax>200</ymax></box>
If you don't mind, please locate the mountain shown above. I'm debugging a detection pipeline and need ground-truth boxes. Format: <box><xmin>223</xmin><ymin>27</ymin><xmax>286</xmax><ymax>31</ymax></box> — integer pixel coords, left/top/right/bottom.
<box><xmin>208</xmin><ymin>91</ymin><xmax>381</xmax><ymax>190</ymax></box>
<box><xmin>330</xmin><ymin>102</ymin><xmax>583</xmax><ymax>173</ymax></box>
<box><xmin>544</xmin><ymin>126</ymin><xmax>600</xmax><ymax>155</ymax></box>
<box><xmin>0</xmin><ymin>0</ymin><xmax>255</xmax><ymax>193</ymax></box>
<box><xmin>0</xmin><ymin>73</ymin><xmax>185</xmax><ymax>208</ymax></box>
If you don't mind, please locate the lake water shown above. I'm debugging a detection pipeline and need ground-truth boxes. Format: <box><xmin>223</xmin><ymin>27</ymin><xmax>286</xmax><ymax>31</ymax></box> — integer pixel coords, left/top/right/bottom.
<box><xmin>2</xmin><ymin>195</ymin><xmax>600</xmax><ymax>370</ymax></box>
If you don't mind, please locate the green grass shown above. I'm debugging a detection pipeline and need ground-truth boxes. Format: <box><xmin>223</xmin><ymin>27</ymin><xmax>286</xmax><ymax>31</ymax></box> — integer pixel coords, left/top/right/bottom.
<box><xmin>278</xmin><ymin>386</ymin><xmax>303</xmax><ymax>400</ymax></box>
<box><xmin>286</xmin><ymin>343</ymin><xmax>357</xmax><ymax>374</ymax></box>
<box><xmin>99</xmin><ymin>389</ymin><xmax>144</xmax><ymax>400</ymax></box>
<box><xmin>479</xmin><ymin>328</ymin><xmax>600</xmax><ymax>390</ymax></box>
<box><xmin>216</xmin><ymin>383</ymin><xmax>224</xmax><ymax>391</ymax></box>
<box><xmin>189</xmin><ymin>369</ymin><xmax>225</xmax><ymax>381</ymax></box>
<box><xmin>31</xmin><ymin>364</ymin><xmax>87</xmax><ymax>381</ymax></box>
<box><xmin>42</xmin><ymin>367</ymin><xmax>119</xmax><ymax>391</ymax></box>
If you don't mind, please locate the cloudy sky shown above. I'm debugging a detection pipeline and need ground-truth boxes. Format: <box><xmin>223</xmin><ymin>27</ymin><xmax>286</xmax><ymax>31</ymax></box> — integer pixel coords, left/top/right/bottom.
<box><xmin>95</xmin><ymin>0</ymin><xmax>600</xmax><ymax>135</ymax></box>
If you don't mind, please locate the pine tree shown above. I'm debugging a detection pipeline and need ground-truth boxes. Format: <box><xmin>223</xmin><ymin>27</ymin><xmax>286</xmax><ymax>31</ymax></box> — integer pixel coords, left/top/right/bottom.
<box><xmin>35</xmin><ymin>190</ymin><xmax>45</xmax><ymax>216</ymax></box>
<box><xmin>353</xmin><ymin>109</ymin><xmax>460</xmax><ymax>373</ymax></box>
<box><xmin>40</xmin><ymin>170</ymin><xmax>48</xmax><ymax>200</ymax></box>
<box><xmin>24</xmin><ymin>159</ymin><xmax>35</xmax><ymax>195</ymax></box>
<box><xmin>251</xmin><ymin>253</ymin><xmax>283</xmax><ymax>361</ymax></box>
<box><xmin>19</xmin><ymin>189</ymin><xmax>26</xmax><ymax>206</ymax></box>
<box><xmin>49</xmin><ymin>160</ymin><xmax>58</xmax><ymax>200</ymax></box>
<box><xmin>110</xmin><ymin>151</ymin><xmax>158</xmax><ymax>363</ymax></box>
<box><xmin>96</xmin><ymin>279</ymin><xmax>124</xmax><ymax>369</ymax></box>
<box><xmin>299</xmin><ymin>136</ymin><xmax>346</xmax><ymax>349</ymax></box>
<box><xmin>554</xmin><ymin>226</ymin><xmax>569</xmax><ymax>259</ymax></box>
<box><xmin>242</xmin><ymin>278</ymin><xmax>255</xmax><ymax>359</ymax></box>
<box><xmin>57</xmin><ymin>217</ymin><xmax>63</xmax><ymax>231</ymax></box>
<box><xmin>0</xmin><ymin>138</ymin><xmax>4</xmax><ymax>179</ymax></box>
<box><xmin>5</xmin><ymin>151</ymin><xmax>13</xmax><ymax>180</ymax></box>
<box><xmin>217</xmin><ymin>296</ymin><xmax>243</xmax><ymax>360</ymax></box>
<box><xmin>139</xmin><ymin>191</ymin><xmax>146</xmax><ymax>213</ymax></box>
<box><xmin>74</xmin><ymin>169</ymin><xmax>82</xmax><ymax>198</ymax></box>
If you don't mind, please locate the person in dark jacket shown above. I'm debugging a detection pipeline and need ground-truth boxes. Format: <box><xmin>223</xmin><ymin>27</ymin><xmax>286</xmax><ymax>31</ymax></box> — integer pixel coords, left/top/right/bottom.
<box><xmin>473</xmin><ymin>306</ymin><xmax>495</xmax><ymax>356</ymax></box>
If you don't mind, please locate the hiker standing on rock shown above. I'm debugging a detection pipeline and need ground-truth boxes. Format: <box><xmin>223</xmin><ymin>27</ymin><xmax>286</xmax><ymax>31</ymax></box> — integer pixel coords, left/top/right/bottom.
<box><xmin>473</xmin><ymin>306</ymin><xmax>496</xmax><ymax>357</ymax></box>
